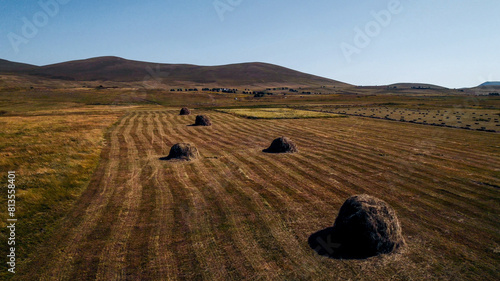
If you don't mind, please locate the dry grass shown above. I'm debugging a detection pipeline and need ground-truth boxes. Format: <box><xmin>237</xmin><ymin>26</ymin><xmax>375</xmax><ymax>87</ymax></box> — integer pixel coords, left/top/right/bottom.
<box><xmin>2</xmin><ymin>85</ymin><xmax>499</xmax><ymax>280</ymax></box>
<box><xmin>216</xmin><ymin>107</ymin><xmax>340</xmax><ymax>119</ymax></box>
<box><xmin>0</xmin><ymin>107</ymin><xmax>123</xmax><ymax>279</ymax></box>
<box><xmin>16</xmin><ymin>109</ymin><xmax>500</xmax><ymax>280</ymax></box>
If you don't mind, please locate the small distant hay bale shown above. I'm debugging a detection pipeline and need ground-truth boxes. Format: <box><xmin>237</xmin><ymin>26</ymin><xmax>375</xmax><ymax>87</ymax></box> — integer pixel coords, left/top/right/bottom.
<box><xmin>164</xmin><ymin>143</ymin><xmax>199</xmax><ymax>161</ymax></box>
<box><xmin>263</xmin><ymin>136</ymin><xmax>298</xmax><ymax>153</ymax></box>
<box><xmin>308</xmin><ymin>194</ymin><xmax>404</xmax><ymax>259</ymax></box>
<box><xmin>180</xmin><ymin>107</ymin><xmax>191</xmax><ymax>115</ymax></box>
<box><xmin>195</xmin><ymin>115</ymin><xmax>212</xmax><ymax>126</ymax></box>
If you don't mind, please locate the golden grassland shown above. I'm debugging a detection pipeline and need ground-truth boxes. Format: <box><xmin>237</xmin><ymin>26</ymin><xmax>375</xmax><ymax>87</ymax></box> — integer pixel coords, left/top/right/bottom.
<box><xmin>0</xmin><ymin>106</ymin><xmax>125</xmax><ymax>279</ymax></box>
<box><xmin>13</xmin><ymin>108</ymin><xmax>500</xmax><ymax>280</ymax></box>
<box><xmin>0</xmin><ymin>88</ymin><xmax>499</xmax><ymax>280</ymax></box>
<box><xmin>215</xmin><ymin>107</ymin><xmax>341</xmax><ymax>119</ymax></box>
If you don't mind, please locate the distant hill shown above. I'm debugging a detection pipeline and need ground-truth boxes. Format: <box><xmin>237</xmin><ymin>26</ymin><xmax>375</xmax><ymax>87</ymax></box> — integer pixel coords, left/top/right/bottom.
<box><xmin>0</xmin><ymin>56</ymin><xmax>350</xmax><ymax>88</ymax></box>
<box><xmin>470</xmin><ymin>81</ymin><xmax>500</xmax><ymax>95</ymax></box>
<box><xmin>0</xmin><ymin>59</ymin><xmax>37</xmax><ymax>72</ymax></box>
<box><xmin>478</xmin><ymin>81</ymin><xmax>500</xmax><ymax>87</ymax></box>
<box><xmin>388</xmin><ymin>83</ymin><xmax>447</xmax><ymax>90</ymax></box>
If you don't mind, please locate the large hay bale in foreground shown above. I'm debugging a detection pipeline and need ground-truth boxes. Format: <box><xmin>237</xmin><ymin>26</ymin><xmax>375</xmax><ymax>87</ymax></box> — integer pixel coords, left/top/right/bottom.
<box><xmin>195</xmin><ymin>115</ymin><xmax>212</xmax><ymax>126</ymax></box>
<box><xmin>165</xmin><ymin>143</ymin><xmax>199</xmax><ymax>161</ymax></box>
<box><xmin>308</xmin><ymin>194</ymin><xmax>404</xmax><ymax>259</ymax></box>
<box><xmin>263</xmin><ymin>136</ymin><xmax>298</xmax><ymax>153</ymax></box>
<box><xmin>180</xmin><ymin>107</ymin><xmax>191</xmax><ymax>115</ymax></box>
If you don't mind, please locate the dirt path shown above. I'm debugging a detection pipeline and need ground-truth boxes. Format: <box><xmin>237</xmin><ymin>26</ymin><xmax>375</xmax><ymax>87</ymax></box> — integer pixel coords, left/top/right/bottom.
<box><xmin>18</xmin><ymin>109</ymin><xmax>500</xmax><ymax>280</ymax></box>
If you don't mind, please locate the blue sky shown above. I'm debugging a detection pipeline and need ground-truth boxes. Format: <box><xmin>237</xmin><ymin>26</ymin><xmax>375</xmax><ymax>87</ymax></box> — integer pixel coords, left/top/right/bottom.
<box><xmin>0</xmin><ymin>0</ymin><xmax>498</xmax><ymax>88</ymax></box>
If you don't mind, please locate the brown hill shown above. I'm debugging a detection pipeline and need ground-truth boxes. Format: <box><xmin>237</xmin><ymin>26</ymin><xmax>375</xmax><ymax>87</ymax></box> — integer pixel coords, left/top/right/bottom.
<box><xmin>1</xmin><ymin>56</ymin><xmax>350</xmax><ymax>87</ymax></box>
<box><xmin>0</xmin><ymin>59</ymin><xmax>37</xmax><ymax>73</ymax></box>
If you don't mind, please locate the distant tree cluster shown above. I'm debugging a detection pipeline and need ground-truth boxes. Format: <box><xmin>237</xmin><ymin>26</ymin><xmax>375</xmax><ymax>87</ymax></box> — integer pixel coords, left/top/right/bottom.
<box><xmin>170</xmin><ymin>88</ymin><xmax>199</xmax><ymax>92</ymax></box>
<box><xmin>266</xmin><ymin>87</ymin><xmax>289</xmax><ymax>91</ymax></box>
<box><xmin>253</xmin><ymin>91</ymin><xmax>273</xmax><ymax>97</ymax></box>
<box><xmin>165</xmin><ymin>86</ymin><xmax>327</xmax><ymax>96</ymax></box>
<box><xmin>202</xmin><ymin>88</ymin><xmax>238</xmax><ymax>93</ymax></box>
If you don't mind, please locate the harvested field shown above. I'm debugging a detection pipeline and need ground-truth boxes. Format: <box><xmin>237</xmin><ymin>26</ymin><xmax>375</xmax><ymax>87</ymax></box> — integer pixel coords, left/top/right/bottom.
<box><xmin>17</xmin><ymin>109</ymin><xmax>500</xmax><ymax>280</ymax></box>
<box><xmin>216</xmin><ymin>107</ymin><xmax>340</xmax><ymax>119</ymax></box>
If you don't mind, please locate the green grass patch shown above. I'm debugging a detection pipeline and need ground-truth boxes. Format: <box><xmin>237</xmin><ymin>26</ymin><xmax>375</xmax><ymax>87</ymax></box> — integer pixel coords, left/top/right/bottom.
<box><xmin>215</xmin><ymin>108</ymin><xmax>342</xmax><ymax>119</ymax></box>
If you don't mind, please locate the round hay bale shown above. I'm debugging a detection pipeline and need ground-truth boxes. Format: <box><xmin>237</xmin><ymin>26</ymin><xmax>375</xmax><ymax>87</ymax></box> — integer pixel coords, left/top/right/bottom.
<box><xmin>180</xmin><ymin>107</ymin><xmax>191</xmax><ymax>115</ymax></box>
<box><xmin>309</xmin><ymin>194</ymin><xmax>404</xmax><ymax>259</ymax></box>
<box><xmin>165</xmin><ymin>143</ymin><xmax>199</xmax><ymax>161</ymax></box>
<box><xmin>195</xmin><ymin>115</ymin><xmax>212</xmax><ymax>126</ymax></box>
<box><xmin>263</xmin><ymin>136</ymin><xmax>298</xmax><ymax>153</ymax></box>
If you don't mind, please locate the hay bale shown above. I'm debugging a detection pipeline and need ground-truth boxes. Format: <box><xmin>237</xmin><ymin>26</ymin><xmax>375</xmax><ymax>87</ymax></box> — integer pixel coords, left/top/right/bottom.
<box><xmin>195</xmin><ymin>115</ymin><xmax>212</xmax><ymax>126</ymax></box>
<box><xmin>164</xmin><ymin>143</ymin><xmax>199</xmax><ymax>161</ymax></box>
<box><xmin>180</xmin><ymin>107</ymin><xmax>191</xmax><ymax>115</ymax></box>
<box><xmin>263</xmin><ymin>136</ymin><xmax>298</xmax><ymax>153</ymax></box>
<box><xmin>308</xmin><ymin>194</ymin><xmax>404</xmax><ymax>259</ymax></box>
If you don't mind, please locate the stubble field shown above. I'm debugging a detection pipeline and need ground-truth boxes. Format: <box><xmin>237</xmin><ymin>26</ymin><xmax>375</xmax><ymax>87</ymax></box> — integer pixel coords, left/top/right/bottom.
<box><xmin>312</xmin><ymin>106</ymin><xmax>500</xmax><ymax>132</ymax></box>
<box><xmin>13</xmin><ymin>108</ymin><xmax>500</xmax><ymax>280</ymax></box>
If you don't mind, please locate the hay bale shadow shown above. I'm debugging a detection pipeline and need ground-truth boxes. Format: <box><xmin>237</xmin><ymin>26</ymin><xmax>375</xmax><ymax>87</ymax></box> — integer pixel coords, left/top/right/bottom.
<box><xmin>308</xmin><ymin>227</ymin><xmax>344</xmax><ymax>258</ymax></box>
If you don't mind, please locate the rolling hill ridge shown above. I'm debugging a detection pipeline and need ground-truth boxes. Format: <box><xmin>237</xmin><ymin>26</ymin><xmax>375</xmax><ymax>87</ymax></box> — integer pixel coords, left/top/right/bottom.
<box><xmin>0</xmin><ymin>56</ymin><xmax>350</xmax><ymax>87</ymax></box>
<box><xmin>0</xmin><ymin>59</ymin><xmax>37</xmax><ymax>72</ymax></box>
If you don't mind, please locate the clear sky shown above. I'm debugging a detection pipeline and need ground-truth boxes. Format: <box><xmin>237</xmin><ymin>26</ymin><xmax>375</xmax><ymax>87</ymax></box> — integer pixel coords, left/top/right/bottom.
<box><xmin>0</xmin><ymin>0</ymin><xmax>498</xmax><ymax>88</ymax></box>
